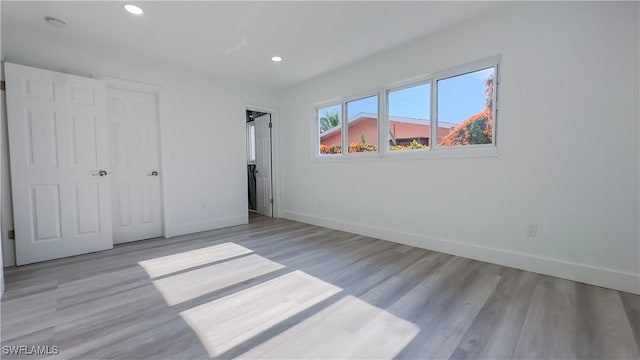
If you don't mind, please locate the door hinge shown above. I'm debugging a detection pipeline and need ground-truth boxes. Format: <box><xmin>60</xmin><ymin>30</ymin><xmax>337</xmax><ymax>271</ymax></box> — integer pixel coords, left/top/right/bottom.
<box><xmin>0</xmin><ymin>81</ymin><xmax>5</xmax><ymax>91</ymax></box>
<box><xmin>268</xmin><ymin>122</ymin><xmax>272</xmax><ymax>129</ymax></box>
<box><xmin>8</xmin><ymin>230</ymin><xmax>15</xmax><ymax>240</ymax></box>
<box><xmin>269</xmin><ymin>198</ymin><xmax>273</xmax><ymax>204</ymax></box>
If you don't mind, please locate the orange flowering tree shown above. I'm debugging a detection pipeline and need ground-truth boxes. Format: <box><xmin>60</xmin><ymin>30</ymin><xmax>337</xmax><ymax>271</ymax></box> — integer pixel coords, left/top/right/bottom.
<box><xmin>439</xmin><ymin>75</ymin><xmax>494</xmax><ymax>146</ymax></box>
<box><xmin>320</xmin><ymin>144</ymin><xmax>342</xmax><ymax>154</ymax></box>
<box><xmin>348</xmin><ymin>143</ymin><xmax>377</xmax><ymax>153</ymax></box>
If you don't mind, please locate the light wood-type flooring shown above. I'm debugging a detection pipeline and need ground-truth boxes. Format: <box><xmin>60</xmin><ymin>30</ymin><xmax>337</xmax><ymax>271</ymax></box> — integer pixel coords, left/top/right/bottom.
<box><xmin>2</xmin><ymin>214</ymin><xmax>639</xmax><ymax>359</ymax></box>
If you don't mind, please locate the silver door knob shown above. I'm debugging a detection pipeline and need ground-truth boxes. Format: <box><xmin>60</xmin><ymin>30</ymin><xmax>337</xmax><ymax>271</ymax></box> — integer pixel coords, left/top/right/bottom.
<box><xmin>147</xmin><ymin>170</ymin><xmax>159</xmax><ymax>176</ymax></box>
<box><xmin>92</xmin><ymin>170</ymin><xmax>108</xmax><ymax>177</ymax></box>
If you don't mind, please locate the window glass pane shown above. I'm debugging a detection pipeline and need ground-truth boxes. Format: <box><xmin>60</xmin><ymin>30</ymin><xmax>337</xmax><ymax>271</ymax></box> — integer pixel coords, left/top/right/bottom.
<box><xmin>346</xmin><ymin>95</ymin><xmax>378</xmax><ymax>153</ymax></box>
<box><xmin>318</xmin><ymin>105</ymin><xmax>342</xmax><ymax>155</ymax></box>
<box><xmin>437</xmin><ymin>67</ymin><xmax>495</xmax><ymax>147</ymax></box>
<box><xmin>388</xmin><ymin>83</ymin><xmax>430</xmax><ymax>151</ymax></box>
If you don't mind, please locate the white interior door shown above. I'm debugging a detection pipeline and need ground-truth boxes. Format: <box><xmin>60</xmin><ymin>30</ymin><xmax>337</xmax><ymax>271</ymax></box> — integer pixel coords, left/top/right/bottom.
<box><xmin>255</xmin><ymin>114</ymin><xmax>272</xmax><ymax>217</ymax></box>
<box><xmin>5</xmin><ymin>63</ymin><xmax>113</xmax><ymax>265</ymax></box>
<box><xmin>107</xmin><ymin>87</ymin><xmax>162</xmax><ymax>243</ymax></box>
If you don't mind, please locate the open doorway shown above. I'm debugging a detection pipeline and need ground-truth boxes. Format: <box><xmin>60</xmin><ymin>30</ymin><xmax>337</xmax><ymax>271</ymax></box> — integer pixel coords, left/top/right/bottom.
<box><xmin>246</xmin><ymin>110</ymin><xmax>273</xmax><ymax>218</ymax></box>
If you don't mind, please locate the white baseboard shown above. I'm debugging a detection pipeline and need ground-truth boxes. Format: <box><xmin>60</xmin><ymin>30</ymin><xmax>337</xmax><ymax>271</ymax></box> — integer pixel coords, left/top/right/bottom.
<box><xmin>165</xmin><ymin>215</ymin><xmax>247</xmax><ymax>238</ymax></box>
<box><xmin>282</xmin><ymin>210</ymin><xmax>640</xmax><ymax>295</ymax></box>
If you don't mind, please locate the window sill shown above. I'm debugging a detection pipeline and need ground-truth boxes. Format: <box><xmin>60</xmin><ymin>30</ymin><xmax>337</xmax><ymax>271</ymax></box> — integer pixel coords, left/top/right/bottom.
<box><xmin>314</xmin><ymin>146</ymin><xmax>499</xmax><ymax>162</ymax></box>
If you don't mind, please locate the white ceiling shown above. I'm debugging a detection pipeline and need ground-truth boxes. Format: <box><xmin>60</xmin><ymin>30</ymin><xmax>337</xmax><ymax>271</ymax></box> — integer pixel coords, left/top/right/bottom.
<box><xmin>1</xmin><ymin>1</ymin><xmax>504</xmax><ymax>90</ymax></box>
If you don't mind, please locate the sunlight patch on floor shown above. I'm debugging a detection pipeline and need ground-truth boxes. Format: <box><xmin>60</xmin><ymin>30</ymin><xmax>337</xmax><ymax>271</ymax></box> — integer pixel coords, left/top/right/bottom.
<box><xmin>180</xmin><ymin>270</ymin><xmax>342</xmax><ymax>357</ymax></box>
<box><xmin>237</xmin><ymin>295</ymin><xmax>420</xmax><ymax>359</ymax></box>
<box><xmin>138</xmin><ymin>242</ymin><xmax>253</xmax><ymax>278</ymax></box>
<box><xmin>152</xmin><ymin>254</ymin><xmax>284</xmax><ymax>305</ymax></box>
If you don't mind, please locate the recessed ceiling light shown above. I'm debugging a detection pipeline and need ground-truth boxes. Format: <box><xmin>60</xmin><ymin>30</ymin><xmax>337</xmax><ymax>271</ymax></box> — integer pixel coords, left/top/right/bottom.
<box><xmin>271</xmin><ymin>56</ymin><xmax>283</xmax><ymax>62</ymax></box>
<box><xmin>45</xmin><ymin>16</ymin><xmax>66</xmax><ymax>28</ymax></box>
<box><xmin>124</xmin><ymin>4</ymin><xmax>144</xmax><ymax>15</ymax></box>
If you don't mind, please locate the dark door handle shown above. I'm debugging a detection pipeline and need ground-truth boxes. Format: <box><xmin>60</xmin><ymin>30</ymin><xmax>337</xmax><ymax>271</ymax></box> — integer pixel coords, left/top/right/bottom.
<box><xmin>148</xmin><ymin>170</ymin><xmax>159</xmax><ymax>176</ymax></box>
<box><xmin>92</xmin><ymin>170</ymin><xmax>108</xmax><ymax>177</ymax></box>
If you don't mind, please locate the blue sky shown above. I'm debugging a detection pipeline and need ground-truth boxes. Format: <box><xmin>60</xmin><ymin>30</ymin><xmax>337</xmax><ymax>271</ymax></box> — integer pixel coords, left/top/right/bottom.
<box><xmin>319</xmin><ymin>67</ymin><xmax>493</xmax><ymax>127</ymax></box>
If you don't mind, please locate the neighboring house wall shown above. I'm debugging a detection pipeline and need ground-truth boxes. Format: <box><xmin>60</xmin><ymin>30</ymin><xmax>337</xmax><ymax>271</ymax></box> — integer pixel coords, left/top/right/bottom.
<box><xmin>390</xmin><ymin>121</ymin><xmax>429</xmax><ymax>140</ymax></box>
<box><xmin>390</xmin><ymin>122</ymin><xmax>452</xmax><ymax>145</ymax></box>
<box><xmin>347</xmin><ymin>117</ymin><xmax>378</xmax><ymax>145</ymax></box>
<box><xmin>321</xmin><ymin>131</ymin><xmax>341</xmax><ymax>148</ymax></box>
<box><xmin>321</xmin><ymin>117</ymin><xmax>454</xmax><ymax>147</ymax></box>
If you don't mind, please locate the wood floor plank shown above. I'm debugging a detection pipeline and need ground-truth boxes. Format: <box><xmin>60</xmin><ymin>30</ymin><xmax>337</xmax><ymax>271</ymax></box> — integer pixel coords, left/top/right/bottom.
<box><xmin>236</xmin><ymin>295</ymin><xmax>419</xmax><ymax>359</ymax></box>
<box><xmin>1</xmin><ymin>215</ymin><xmax>638</xmax><ymax>360</ymax></box>
<box><xmin>572</xmin><ymin>284</ymin><xmax>640</xmax><ymax>359</ymax></box>
<box><xmin>621</xmin><ymin>291</ymin><xmax>640</xmax><ymax>351</ymax></box>
<box><xmin>392</xmin><ymin>258</ymin><xmax>502</xmax><ymax>359</ymax></box>
<box><xmin>181</xmin><ymin>270</ymin><xmax>342</xmax><ymax>357</ymax></box>
<box><xmin>450</xmin><ymin>268</ymin><xmax>540</xmax><ymax>359</ymax></box>
<box><xmin>138</xmin><ymin>242</ymin><xmax>254</xmax><ymax>278</ymax></box>
<box><xmin>1</xmin><ymin>282</ymin><xmax>58</xmax><ymax>341</ymax></box>
<box><xmin>152</xmin><ymin>254</ymin><xmax>285</xmax><ymax>305</ymax></box>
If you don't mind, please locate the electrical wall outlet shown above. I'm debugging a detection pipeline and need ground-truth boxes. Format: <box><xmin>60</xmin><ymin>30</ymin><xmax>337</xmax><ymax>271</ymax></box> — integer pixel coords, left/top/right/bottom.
<box><xmin>526</xmin><ymin>224</ymin><xmax>537</xmax><ymax>237</ymax></box>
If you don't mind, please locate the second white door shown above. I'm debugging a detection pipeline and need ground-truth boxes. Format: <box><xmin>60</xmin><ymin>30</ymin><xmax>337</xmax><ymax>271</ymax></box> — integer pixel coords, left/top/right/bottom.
<box><xmin>107</xmin><ymin>87</ymin><xmax>162</xmax><ymax>243</ymax></box>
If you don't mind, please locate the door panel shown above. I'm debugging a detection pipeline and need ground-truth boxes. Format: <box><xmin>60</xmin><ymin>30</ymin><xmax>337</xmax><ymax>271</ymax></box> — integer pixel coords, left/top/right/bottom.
<box><xmin>71</xmin><ymin>114</ymin><xmax>98</xmax><ymax>167</ymax></box>
<box><xmin>23</xmin><ymin>78</ymin><xmax>55</xmax><ymax>100</ymax></box>
<box><xmin>107</xmin><ymin>87</ymin><xmax>162</xmax><ymax>243</ymax></box>
<box><xmin>5</xmin><ymin>63</ymin><xmax>113</xmax><ymax>265</ymax></box>
<box><xmin>26</xmin><ymin>108</ymin><xmax>59</xmax><ymax>167</ymax></box>
<box><xmin>74</xmin><ymin>183</ymin><xmax>101</xmax><ymax>235</ymax></box>
<box><xmin>70</xmin><ymin>86</ymin><xmax>95</xmax><ymax>105</ymax></box>
<box><xmin>255</xmin><ymin>114</ymin><xmax>272</xmax><ymax>217</ymax></box>
<box><xmin>31</xmin><ymin>185</ymin><xmax>62</xmax><ymax>241</ymax></box>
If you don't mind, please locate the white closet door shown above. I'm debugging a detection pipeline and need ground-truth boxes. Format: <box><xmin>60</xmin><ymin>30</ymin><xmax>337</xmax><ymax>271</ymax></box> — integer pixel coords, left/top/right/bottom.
<box><xmin>255</xmin><ymin>114</ymin><xmax>272</xmax><ymax>217</ymax></box>
<box><xmin>5</xmin><ymin>63</ymin><xmax>113</xmax><ymax>265</ymax></box>
<box><xmin>107</xmin><ymin>87</ymin><xmax>162</xmax><ymax>243</ymax></box>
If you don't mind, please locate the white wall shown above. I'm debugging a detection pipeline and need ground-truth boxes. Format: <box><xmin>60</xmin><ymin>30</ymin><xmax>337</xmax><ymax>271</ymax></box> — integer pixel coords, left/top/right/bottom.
<box><xmin>1</xmin><ymin>22</ymin><xmax>277</xmax><ymax>266</ymax></box>
<box><xmin>277</xmin><ymin>2</ymin><xmax>640</xmax><ymax>294</ymax></box>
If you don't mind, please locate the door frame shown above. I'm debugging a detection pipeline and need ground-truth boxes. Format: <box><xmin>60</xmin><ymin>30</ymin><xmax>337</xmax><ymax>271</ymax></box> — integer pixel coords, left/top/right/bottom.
<box><xmin>244</xmin><ymin>103</ymin><xmax>280</xmax><ymax>220</ymax></box>
<box><xmin>102</xmin><ymin>77</ymin><xmax>168</xmax><ymax>238</ymax></box>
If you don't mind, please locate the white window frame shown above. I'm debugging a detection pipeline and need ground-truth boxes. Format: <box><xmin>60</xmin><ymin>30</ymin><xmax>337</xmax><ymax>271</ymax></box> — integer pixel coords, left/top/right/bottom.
<box><xmin>385</xmin><ymin>78</ymin><xmax>433</xmax><ymax>155</ymax></box>
<box><xmin>432</xmin><ymin>56</ymin><xmax>499</xmax><ymax>151</ymax></box>
<box><xmin>343</xmin><ymin>90</ymin><xmax>381</xmax><ymax>158</ymax></box>
<box><xmin>312</xmin><ymin>55</ymin><xmax>500</xmax><ymax>161</ymax></box>
<box><xmin>315</xmin><ymin>100</ymin><xmax>343</xmax><ymax>157</ymax></box>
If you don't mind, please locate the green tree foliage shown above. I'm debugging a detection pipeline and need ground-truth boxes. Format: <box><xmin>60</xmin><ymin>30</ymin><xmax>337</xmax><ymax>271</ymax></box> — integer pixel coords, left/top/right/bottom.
<box><xmin>319</xmin><ymin>112</ymin><xmax>340</xmax><ymax>133</ymax></box>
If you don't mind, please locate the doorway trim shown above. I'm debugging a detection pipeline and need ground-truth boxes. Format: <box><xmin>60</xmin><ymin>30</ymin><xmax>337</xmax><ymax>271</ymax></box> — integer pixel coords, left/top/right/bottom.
<box><xmin>102</xmin><ymin>77</ymin><xmax>168</xmax><ymax>238</ymax></box>
<box><xmin>243</xmin><ymin>103</ymin><xmax>281</xmax><ymax>220</ymax></box>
